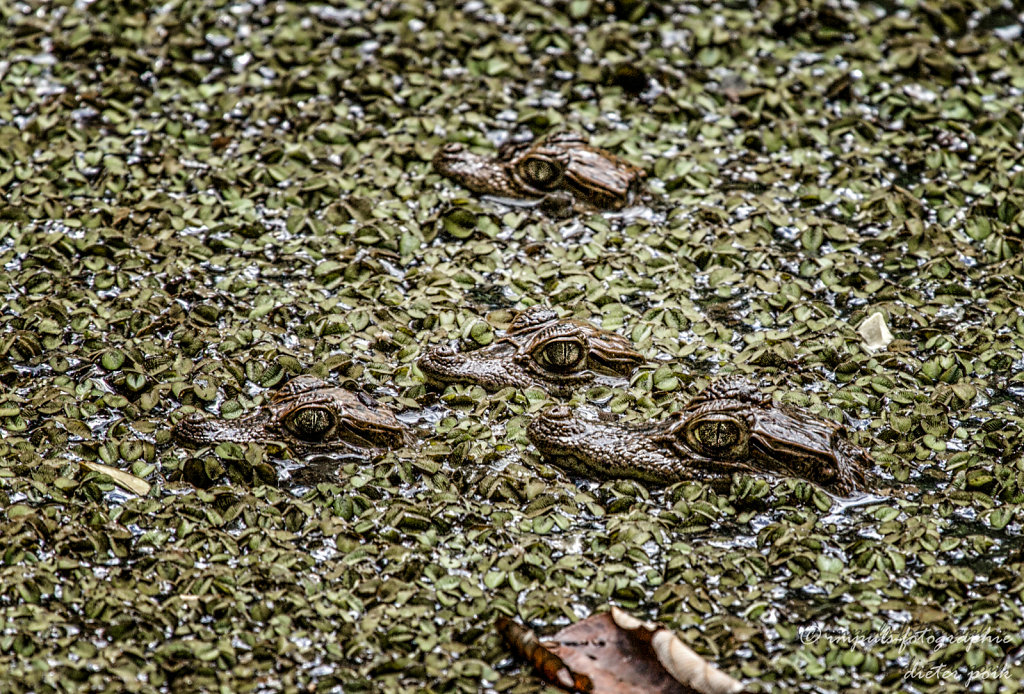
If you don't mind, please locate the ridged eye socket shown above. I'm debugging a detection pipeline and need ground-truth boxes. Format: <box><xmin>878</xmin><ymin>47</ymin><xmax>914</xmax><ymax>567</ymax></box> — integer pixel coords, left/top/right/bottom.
<box><xmin>521</xmin><ymin>156</ymin><xmax>561</xmax><ymax>188</ymax></box>
<box><xmin>276</xmin><ymin>376</ymin><xmax>325</xmax><ymax>398</ymax></box>
<box><xmin>285</xmin><ymin>407</ymin><xmax>335</xmax><ymax>442</ymax></box>
<box><xmin>685</xmin><ymin>416</ymin><xmax>746</xmax><ymax>457</ymax></box>
<box><xmin>508</xmin><ymin>307</ymin><xmax>557</xmax><ymax>333</ymax></box>
<box><xmin>535</xmin><ymin>337</ymin><xmax>587</xmax><ymax>373</ymax></box>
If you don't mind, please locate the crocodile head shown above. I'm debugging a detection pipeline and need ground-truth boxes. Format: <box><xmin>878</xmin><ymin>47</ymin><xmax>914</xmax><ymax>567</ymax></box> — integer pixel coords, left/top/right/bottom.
<box><xmin>174</xmin><ymin>375</ymin><xmax>409</xmax><ymax>454</ymax></box>
<box><xmin>527</xmin><ymin>376</ymin><xmax>870</xmax><ymax>494</ymax></box>
<box><xmin>418</xmin><ymin>307</ymin><xmax>644</xmax><ymax>397</ymax></box>
<box><xmin>433</xmin><ymin>132</ymin><xmax>645</xmax><ymax>211</ymax></box>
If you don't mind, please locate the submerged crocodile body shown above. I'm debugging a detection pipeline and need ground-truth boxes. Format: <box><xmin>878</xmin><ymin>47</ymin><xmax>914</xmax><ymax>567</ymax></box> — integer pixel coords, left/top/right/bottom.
<box><xmin>417</xmin><ymin>306</ymin><xmax>644</xmax><ymax>397</ymax></box>
<box><xmin>174</xmin><ymin>376</ymin><xmax>409</xmax><ymax>454</ymax></box>
<box><xmin>527</xmin><ymin>376</ymin><xmax>870</xmax><ymax>494</ymax></box>
<box><xmin>433</xmin><ymin>132</ymin><xmax>645</xmax><ymax>213</ymax></box>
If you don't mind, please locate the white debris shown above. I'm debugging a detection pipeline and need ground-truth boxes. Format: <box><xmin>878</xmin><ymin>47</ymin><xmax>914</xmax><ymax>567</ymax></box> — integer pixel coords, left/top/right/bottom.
<box><xmin>858</xmin><ymin>312</ymin><xmax>894</xmax><ymax>352</ymax></box>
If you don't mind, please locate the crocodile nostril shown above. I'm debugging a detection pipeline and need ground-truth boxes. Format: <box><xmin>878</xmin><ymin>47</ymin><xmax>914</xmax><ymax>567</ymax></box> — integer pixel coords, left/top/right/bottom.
<box><xmin>544</xmin><ymin>406</ymin><xmax>572</xmax><ymax>420</ymax></box>
<box><xmin>441</xmin><ymin>142</ymin><xmax>465</xmax><ymax>154</ymax></box>
<box><xmin>423</xmin><ymin>345</ymin><xmax>458</xmax><ymax>360</ymax></box>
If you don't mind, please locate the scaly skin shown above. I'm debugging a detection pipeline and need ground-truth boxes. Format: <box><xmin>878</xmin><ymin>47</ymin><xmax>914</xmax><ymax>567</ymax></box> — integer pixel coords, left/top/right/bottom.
<box><xmin>433</xmin><ymin>132</ymin><xmax>645</xmax><ymax>211</ymax></box>
<box><xmin>174</xmin><ymin>376</ymin><xmax>409</xmax><ymax>454</ymax></box>
<box><xmin>527</xmin><ymin>376</ymin><xmax>871</xmax><ymax>494</ymax></box>
<box><xmin>418</xmin><ymin>307</ymin><xmax>644</xmax><ymax>397</ymax></box>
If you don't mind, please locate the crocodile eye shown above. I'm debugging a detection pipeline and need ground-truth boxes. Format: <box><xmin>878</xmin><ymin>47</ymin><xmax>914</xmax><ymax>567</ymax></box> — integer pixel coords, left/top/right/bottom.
<box><xmin>686</xmin><ymin>416</ymin><xmax>746</xmax><ymax>457</ymax></box>
<box><xmin>285</xmin><ymin>407</ymin><xmax>335</xmax><ymax>442</ymax></box>
<box><xmin>521</xmin><ymin>156</ymin><xmax>561</xmax><ymax>188</ymax></box>
<box><xmin>535</xmin><ymin>337</ymin><xmax>586</xmax><ymax>373</ymax></box>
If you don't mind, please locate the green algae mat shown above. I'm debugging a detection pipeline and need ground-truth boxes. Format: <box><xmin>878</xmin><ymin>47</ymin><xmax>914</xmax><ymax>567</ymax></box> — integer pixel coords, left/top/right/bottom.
<box><xmin>2</xmin><ymin>1</ymin><xmax>1023</xmax><ymax>691</ymax></box>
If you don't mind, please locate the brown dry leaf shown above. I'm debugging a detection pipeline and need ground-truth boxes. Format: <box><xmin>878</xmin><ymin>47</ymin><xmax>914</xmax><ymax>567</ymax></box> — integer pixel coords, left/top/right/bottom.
<box><xmin>497</xmin><ymin>616</ymin><xmax>593</xmax><ymax>692</ymax></box>
<box><xmin>498</xmin><ymin>608</ymin><xmax>747</xmax><ymax>694</ymax></box>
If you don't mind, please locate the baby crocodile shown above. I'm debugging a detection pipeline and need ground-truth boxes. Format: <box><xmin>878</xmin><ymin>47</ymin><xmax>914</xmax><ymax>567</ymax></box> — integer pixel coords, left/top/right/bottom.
<box><xmin>418</xmin><ymin>306</ymin><xmax>644</xmax><ymax>397</ymax></box>
<box><xmin>433</xmin><ymin>132</ymin><xmax>645</xmax><ymax>213</ymax></box>
<box><xmin>527</xmin><ymin>376</ymin><xmax>870</xmax><ymax>494</ymax></box>
<box><xmin>173</xmin><ymin>376</ymin><xmax>409</xmax><ymax>454</ymax></box>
